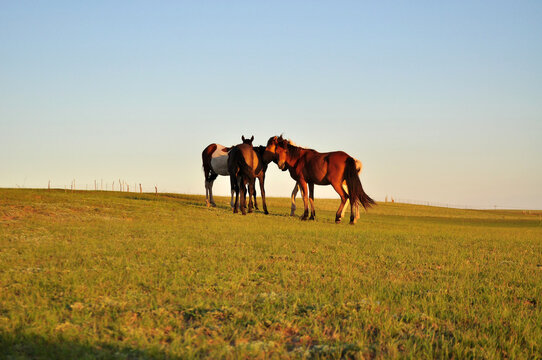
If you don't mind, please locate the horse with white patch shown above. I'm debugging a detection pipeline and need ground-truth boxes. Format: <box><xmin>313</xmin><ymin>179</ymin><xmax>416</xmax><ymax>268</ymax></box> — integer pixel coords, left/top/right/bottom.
<box><xmin>202</xmin><ymin>143</ymin><xmax>231</xmax><ymax>207</ymax></box>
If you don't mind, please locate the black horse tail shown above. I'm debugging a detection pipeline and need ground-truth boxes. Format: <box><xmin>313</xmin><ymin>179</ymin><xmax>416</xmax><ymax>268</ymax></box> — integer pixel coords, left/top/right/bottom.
<box><xmin>227</xmin><ymin>146</ymin><xmax>241</xmax><ymax>193</ymax></box>
<box><xmin>344</xmin><ymin>157</ymin><xmax>376</xmax><ymax>210</ymax></box>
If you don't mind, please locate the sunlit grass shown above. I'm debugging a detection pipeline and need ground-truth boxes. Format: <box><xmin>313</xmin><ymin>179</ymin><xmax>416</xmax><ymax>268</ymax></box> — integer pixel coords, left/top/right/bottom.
<box><xmin>1</xmin><ymin>189</ymin><xmax>541</xmax><ymax>359</ymax></box>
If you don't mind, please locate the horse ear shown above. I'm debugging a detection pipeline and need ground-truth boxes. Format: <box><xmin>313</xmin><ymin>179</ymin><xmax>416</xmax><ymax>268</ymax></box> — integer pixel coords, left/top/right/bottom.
<box><xmin>250</xmin><ymin>135</ymin><xmax>254</xmax><ymax>141</ymax></box>
<box><xmin>242</xmin><ymin>135</ymin><xmax>245</xmax><ymax>141</ymax></box>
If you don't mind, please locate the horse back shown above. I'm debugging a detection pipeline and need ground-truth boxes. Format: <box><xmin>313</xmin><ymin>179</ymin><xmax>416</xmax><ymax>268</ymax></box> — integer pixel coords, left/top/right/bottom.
<box><xmin>202</xmin><ymin>143</ymin><xmax>218</xmax><ymax>162</ymax></box>
<box><xmin>300</xmin><ymin>150</ymin><xmax>351</xmax><ymax>184</ymax></box>
<box><xmin>236</xmin><ymin>144</ymin><xmax>264</xmax><ymax>177</ymax></box>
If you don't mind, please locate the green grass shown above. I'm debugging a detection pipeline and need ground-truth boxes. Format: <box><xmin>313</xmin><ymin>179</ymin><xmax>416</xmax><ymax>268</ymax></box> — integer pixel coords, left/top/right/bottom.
<box><xmin>1</xmin><ymin>188</ymin><xmax>541</xmax><ymax>359</ymax></box>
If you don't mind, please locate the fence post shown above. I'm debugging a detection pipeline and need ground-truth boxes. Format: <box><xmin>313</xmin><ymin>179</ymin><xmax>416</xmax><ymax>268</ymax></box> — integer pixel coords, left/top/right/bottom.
<box><xmin>139</xmin><ymin>184</ymin><xmax>142</xmax><ymax>194</ymax></box>
<box><xmin>155</xmin><ymin>186</ymin><xmax>158</xmax><ymax>196</ymax></box>
<box><xmin>48</xmin><ymin>180</ymin><xmax>50</xmax><ymax>190</ymax></box>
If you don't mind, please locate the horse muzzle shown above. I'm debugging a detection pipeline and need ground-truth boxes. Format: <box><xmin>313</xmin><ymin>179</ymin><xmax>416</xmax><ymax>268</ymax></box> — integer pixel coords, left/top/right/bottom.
<box><xmin>278</xmin><ymin>161</ymin><xmax>286</xmax><ymax>170</ymax></box>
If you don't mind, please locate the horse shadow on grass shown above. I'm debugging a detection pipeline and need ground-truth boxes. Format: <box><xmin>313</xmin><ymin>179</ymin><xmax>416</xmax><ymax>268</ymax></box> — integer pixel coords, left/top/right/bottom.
<box><xmin>1</xmin><ymin>332</ymin><xmax>181</xmax><ymax>360</ymax></box>
<box><xmin>199</xmin><ymin>202</ymin><xmax>344</xmax><ymax>223</ymax></box>
<box><xmin>153</xmin><ymin>194</ymin><xmax>342</xmax><ymax>223</ymax></box>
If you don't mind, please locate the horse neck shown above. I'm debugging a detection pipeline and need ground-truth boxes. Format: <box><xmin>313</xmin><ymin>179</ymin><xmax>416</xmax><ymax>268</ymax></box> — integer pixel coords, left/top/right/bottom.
<box><xmin>285</xmin><ymin>145</ymin><xmax>304</xmax><ymax>167</ymax></box>
<box><xmin>254</xmin><ymin>145</ymin><xmax>264</xmax><ymax>156</ymax></box>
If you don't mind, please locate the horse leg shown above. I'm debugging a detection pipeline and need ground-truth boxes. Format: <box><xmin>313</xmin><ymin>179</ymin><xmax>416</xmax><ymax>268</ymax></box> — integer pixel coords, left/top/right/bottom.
<box><xmin>290</xmin><ymin>183</ymin><xmax>299</xmax><ymax>216</ymax></box>
<box><xmin>349</xmin><ymin>197</ymin><xmax>358</xmax><ymax>225</ymax></box>
<box><xmin>240</xmin><ymin>177</ymin><xmax>247</xmax><ymax>215</ymax></box>
<box><xmin>253</xmin><ymin>185</ymin><xmax>258</xmax><ymax>210</ymax></box>
<box><xmin>231</xmin><ymin>174</ymin><xmax>239</xmax><ymax>213</ymax></box>
<box><xmin>230</xmin><ymin>188</ymin><xmax>235</xmax><ymax>210</ymax></box>
<box><xmin>259</xmin><ymin>174</ymin><xmax>269</xmax><ymax>215</ymax></box>
<box><xmin>341</xmin><ymin>181</ymin><xmax>349</xmax><ymax>218</ymax></box>
<box><xmin>298</xmin><ymin>180</ymin><xmax>309</xmax><ymax>220</ymax></box>
<box><xmin>208</xmin><ymin>180</ymin><xmax>216</xmax><ymax>207</ymax></box>
<box><xmin>355</xmin><ymin>199</ymin><xmax>360</xmax><ymax>220</ymax></box>
<box><xmin>331</xmin><ymin>181</ymin><xmax>349</xmax><ymax>224</ymax></box>
<box><xmin>247</xmin><ymin>180</ymin><xmax>254</xmax><ymax>213</ymax></box>
<box><xmin>342</xmin><ymin>180</ymin><xmax>359</xmax><ymax>223</ymax></box>
<box><xmin>205</xmin><ymin>180</ymin><xmax>210</xmax><ymax>207</ymax></box>
<box><xmin>308</xmin><ymin>183</ymin><xmax>316</xmax><ymax>220</ymax></box>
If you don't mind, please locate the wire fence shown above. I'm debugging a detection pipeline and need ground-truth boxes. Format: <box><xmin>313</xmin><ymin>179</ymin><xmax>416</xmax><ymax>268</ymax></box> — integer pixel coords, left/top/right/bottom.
<box><xmin>46</xmin><ymin>179</ymin><xmax>160</xmax><ymax>195</ymax></box>
<box><xmin>382</xmin><ymin>196</ymin><xmax>532</xmax><ymax>211</ymax></box>
<box><xmin>11</xmin><ymin>181</ymin><xmax>538</xmax><ymax>211</ymax></box>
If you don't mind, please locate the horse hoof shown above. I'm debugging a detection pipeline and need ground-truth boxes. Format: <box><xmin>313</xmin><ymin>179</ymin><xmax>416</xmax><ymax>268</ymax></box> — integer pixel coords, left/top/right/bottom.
<box><xmin>335</xmin><ymin>219</ymin><xmax>341</xmax><ymax>224</ymax></box>
<box><xmin>248</xmin><ymin>209</ymin><xmax>253</xmax><ymax>213</ymax></box>
<box><xmin>349</xmin><ymin>221</ymin><xmax>356</xmax><ymax>225</ymax></box>
<box><xmin>211</xmin><ymin>203</ymin><xmax>217</xmax><ymax>207</ymax></box>
<box><xmin>309</xmin><ymin>216</ymin><xmax>315</xmax><ymax>221</ymax></box>
<box><xmin>300</xmin><ymin>216</ymin><xmax>308</xmax><ymax>221</ymax></box>
<box><xmin>264</xmin><ymin>210</ymin><xmax>269</xmax><ymax>215</ymax></box>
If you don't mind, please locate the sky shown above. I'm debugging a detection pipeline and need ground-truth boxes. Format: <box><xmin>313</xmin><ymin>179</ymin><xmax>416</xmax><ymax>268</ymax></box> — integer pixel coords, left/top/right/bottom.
<box><xmin>1</xmin><ymin>1</ymin><xmax>541</xmax><ymax>209</ymax></box>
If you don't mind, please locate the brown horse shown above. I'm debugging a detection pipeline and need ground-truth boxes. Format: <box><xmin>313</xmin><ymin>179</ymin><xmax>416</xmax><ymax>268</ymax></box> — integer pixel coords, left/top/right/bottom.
<box><xmin>281</xmin><ymin>141</ymin><xmax>363</xmax><ymax>218</ymax></box>
<box><xmin>228</xmin><ymin>136</ymin><xmax>269</xmax><ymax>215</ymax></box>
<box><xmin>265</xmin><ymin>136</ymin><xmax>375</xmax><ymax>224</ymax></box>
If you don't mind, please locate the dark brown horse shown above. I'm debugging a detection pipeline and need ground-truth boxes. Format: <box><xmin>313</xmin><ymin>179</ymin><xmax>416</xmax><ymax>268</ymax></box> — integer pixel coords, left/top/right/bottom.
<box><xmin>265</xmin><ymin>136</ymin><xmax>375</xmax><ymax>224</ymax></box>
<box><xmin>201</xmin><ymin>136</ymin><xmax>257</xmax><ymax>208</ymax></box>
<box><xmin>228</xmin><ymin>136</ymin><xmax>269</xmax><ymax>215</ymax></box>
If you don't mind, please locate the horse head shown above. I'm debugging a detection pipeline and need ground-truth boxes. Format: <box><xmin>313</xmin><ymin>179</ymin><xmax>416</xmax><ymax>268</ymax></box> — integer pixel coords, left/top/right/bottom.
<box><xmin>274</xmin><ymin>137</ymin><xmax>292</xmax><ymax>171</ymax></box>
<box><xmin>264</xmin><ymin>136</ymin><xmax>280</xmax><ymax>164</ymax></box>
<box><xmin>241</xmin><ymin>135</ymin><xmax>254</xmax><ymax>145</ymax></box>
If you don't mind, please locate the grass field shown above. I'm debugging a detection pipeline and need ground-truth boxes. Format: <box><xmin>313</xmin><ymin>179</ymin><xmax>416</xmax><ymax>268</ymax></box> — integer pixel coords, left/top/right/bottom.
<box><xmin>0</xmin><ymin>188</ymin><xmax>541</xmax><ymax>359</ymax></box>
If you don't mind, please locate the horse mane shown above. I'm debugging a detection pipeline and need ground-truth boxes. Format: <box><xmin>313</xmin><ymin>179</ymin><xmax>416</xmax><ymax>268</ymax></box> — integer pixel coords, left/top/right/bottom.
<box><xmin>286</xmin><ymin>143</ymin><xmax>303</xmax><ymax>159</ymax></box>
<box><xmin>276</xmin><ymin>138</ymin><xmax>305</xmax><ymax>160</ymax></box>
<box><xmin>254</xmin><ymin>145</ymin><xmax>266</xmax><ymax>158</ymax></box>
<box><xmin>281</xmin><ymin>138</ymin><xmax>314</xmax><ymax>157</ymax></box>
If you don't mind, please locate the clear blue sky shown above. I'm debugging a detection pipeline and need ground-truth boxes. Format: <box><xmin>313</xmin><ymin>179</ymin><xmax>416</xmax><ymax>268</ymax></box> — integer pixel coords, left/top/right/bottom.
<box><xmin>1</xmin><ymin>1</ymin><xmax>541</xmax><ymax>209</ymax></box>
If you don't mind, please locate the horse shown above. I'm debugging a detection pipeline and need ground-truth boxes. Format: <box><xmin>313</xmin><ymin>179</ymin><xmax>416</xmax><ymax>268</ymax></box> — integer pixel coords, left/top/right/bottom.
<box><xmin>280</xmin><ymin>140</ymin><xmax>363</xmax><ymax>218</ymax></box>
<box><xmin>265</xmin><ymin>136</ymin><xmax>375</xmax><ymax>224</ymax></box>
<box><xmin>201</xmin><ymin>136</ymin><xmax>257</xmax><ymax>208</ymax></box>
<box><xmin>228</xmin><ymin>137</ymin><xmax>269</xmax><ymax>215</ymax></box>
<box><xmin>289</xmin><ymin>161</ymin><xmax>362</xmax><ymax>218</ymax></box>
